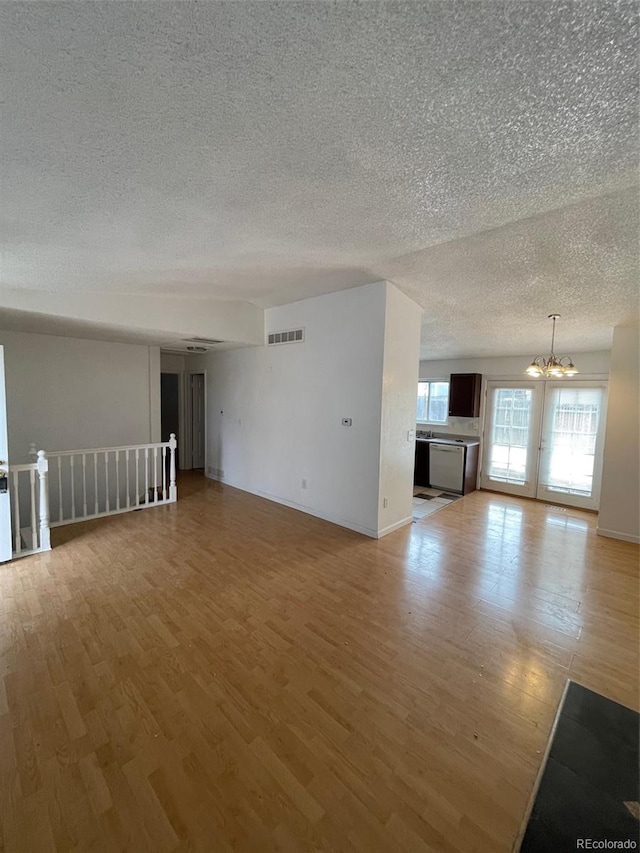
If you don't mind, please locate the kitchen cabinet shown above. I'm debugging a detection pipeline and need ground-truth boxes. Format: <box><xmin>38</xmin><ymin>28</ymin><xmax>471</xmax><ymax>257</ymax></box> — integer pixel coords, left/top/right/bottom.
<box><xmin>462</xmin><ymin>443</ymin><xmax>479</xmax><ymax>494</ymax></box>
<box><xmin>449</xmin><ymin>373</ymin><xmax>482</xmax><ymax>418</ymax></box>
<box><xmin>414</xmin><ymin>440</ymin><xmax>430</xmax><ymax>486</ymax></box>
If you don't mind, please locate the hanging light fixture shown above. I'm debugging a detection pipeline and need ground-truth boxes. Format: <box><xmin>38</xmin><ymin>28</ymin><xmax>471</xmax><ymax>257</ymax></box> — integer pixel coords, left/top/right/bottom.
<box><xmin>525</xmin><ymin>314</ymin><xmax>579</xmax><ymax>378</ymax></box>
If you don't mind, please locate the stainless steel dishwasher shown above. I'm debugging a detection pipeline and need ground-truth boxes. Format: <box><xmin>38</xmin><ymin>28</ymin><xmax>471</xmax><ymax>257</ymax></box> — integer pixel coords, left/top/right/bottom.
<box><xmin>429</xmin><ymin>443</ymin><xmax>465</xmax><ymax>493</ymax></box>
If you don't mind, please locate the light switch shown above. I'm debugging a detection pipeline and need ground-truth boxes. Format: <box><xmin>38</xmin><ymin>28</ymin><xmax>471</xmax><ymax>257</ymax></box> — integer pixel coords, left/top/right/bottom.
<box><xmin>342</xmin><ymin>418</ymin><xmax>352</xmax><ymax>427</ymax></box>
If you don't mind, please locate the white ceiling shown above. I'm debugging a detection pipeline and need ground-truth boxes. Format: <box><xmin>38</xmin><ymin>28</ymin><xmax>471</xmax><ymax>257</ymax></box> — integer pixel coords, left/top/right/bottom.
<box><xmin>1</xmin><ymin>2</ymin><xmax>638</xmax><ymax>358</ymax></box>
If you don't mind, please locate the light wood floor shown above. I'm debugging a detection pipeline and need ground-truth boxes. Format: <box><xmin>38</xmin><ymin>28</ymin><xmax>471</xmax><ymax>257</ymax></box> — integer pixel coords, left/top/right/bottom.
<box><xmin>1</xmin><ymin>473</ymin><xmax>638</xmax><ymax>852</ymax></box>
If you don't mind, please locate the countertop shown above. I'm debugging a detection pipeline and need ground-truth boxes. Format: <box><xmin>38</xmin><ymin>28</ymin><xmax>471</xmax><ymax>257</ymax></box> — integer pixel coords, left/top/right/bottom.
<box><xmin>415</xmin><ymin>435</ymin><xmax>480</xmax><ymax>447</ymax></box>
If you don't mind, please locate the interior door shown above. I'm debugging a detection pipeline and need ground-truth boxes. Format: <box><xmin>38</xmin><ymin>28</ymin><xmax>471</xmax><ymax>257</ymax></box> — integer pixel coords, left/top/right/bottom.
<box><xmin>481</xmin><ymin>382</ymin><xmax>544</xmax><ymax>498</ymax></box>
<box><xmin>536</xmin><ymin>382</ymin><xmax>607</xmax><ymax>510</ymax></box>
<box><xmin>191</xmin><ymin>373</ymin><xmax>205</xmax><ymax>469</ymax></box>
<box><xmin>0</xmin><ymin>346</ymin><xmax>12</xmax><ymax>562</ymax></box>
<box><xmin>161</xmin><ymin>373</ymin><xmax>180</xmax><ymax>466</ymax></box>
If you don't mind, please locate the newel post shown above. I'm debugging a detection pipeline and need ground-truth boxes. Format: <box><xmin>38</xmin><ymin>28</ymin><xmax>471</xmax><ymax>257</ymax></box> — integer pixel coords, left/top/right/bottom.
<box><xmin>36</xmin><ymin>450</ymin><xmax>51</xmax><ymax>551</ymax></box>
<box><xmin>169</xmin><ymin>434</ymin><xmax>177</xmax><ymax>502</ymax></box>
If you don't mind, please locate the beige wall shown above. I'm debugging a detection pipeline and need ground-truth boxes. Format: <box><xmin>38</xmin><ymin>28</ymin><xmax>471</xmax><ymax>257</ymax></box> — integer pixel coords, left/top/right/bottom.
<box><xmin>598</xmin><ymin>325</ymin><xmax>640</xmax><ymax>543</ymax></box>
<box><xmin>0</xmin><ymin>329</ymin><xmax>160</xmax><ymax>461</ymax></box>
<box><xmin>160</xmin><ymin>352</ymin><xmax>188</xmax><ymax>373</ymax></box>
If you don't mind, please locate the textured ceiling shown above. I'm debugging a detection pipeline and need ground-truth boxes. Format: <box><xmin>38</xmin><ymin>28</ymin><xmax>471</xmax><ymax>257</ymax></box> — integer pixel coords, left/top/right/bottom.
<box><xmin>1</xmin><ymin>1</ymin><xmax>638</xmax><ymax>358</ymax></box>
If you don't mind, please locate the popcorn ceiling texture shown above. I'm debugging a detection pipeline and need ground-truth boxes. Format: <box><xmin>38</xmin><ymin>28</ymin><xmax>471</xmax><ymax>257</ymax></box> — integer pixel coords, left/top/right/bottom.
<box><xmin>0</xmin><ymin>1</ymin><xmax>638</xmax><ymax>357</ymax></box>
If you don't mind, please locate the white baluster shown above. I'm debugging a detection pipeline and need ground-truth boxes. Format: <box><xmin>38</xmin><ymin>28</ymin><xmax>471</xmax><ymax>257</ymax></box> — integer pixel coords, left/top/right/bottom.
<box><xmin>29</xmin><ymin>468</ymin><xmax>37</xmax><ymax>549</ymax></box>
<box><xmin>145</xmin><ymin>448</ymin><xmax>149</xmax><ymax>504</ymax></box>
<box><xmin>115</xmin><ymin>450</ymin><xmax>120</xmax><ymax>511</ymax></box>
<box><xmin>169</xmin><ymin>434</ymin><xmax>177</xmax><ymax>502</ymax></box>
<box><xmin>93</xmin><ymin>453</ymin><xmax>98</xmax><ymax>515</ymax></box>
<box><xmin>82</xmin><ymin>453</ymin><xmax>87</xmax><ymax>518</ymax></box>
<box><xmin>135</xmin><ymin>449</ymin><xmax>140</xmax><ymax>507</ymax></box>
<box><xmin>153</xmin><ymin>447</ymin><xmax>158</xmax><ymax>502</ymax></box>
<box><xmin>37</xmin><ymin>450</ymin><xmax>51</xmax><ymax>551</ymax></box>
<box><xmin>162</xmin><ymin>446</ymin><xmax>167</xmax><ymax>501</ymax></box>
<box><xmin>57</xmin><ymin>459</ymin><xmax>63</xmax><ymax>522</ymax></box>
<box><xmin>125</xmin><ymin>449</ymin><xmax>130</xmax><ymax>508</ymax></box>
<box><xmin>70</xmin><ymin>455</ymin><xmax>76</xmax><ymax>520</ymax></box>
<box><xmin>105</xmin><ymin>451</ymin><xmax>110</xmax><ymax>513</ymax></box>
<box><xmin>12</xmin><ymin>471</ymin><xmax>21</xmax><ymax>555</ymax></box>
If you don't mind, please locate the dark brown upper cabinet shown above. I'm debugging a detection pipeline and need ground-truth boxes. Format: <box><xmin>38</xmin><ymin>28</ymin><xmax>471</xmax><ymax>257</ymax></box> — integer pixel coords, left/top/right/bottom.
<box><xmin>448</xmin><ymin>373</ymin><xmax>482</xmax><ymax>418</ymax></box>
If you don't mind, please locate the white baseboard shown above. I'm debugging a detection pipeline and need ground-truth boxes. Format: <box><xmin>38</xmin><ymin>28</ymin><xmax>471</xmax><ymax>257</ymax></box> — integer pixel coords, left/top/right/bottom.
<box><xmin>204</xmin><ymin>471</ymin><xmax>399</xmax><ymax>539</ymax></box>
<box><xmin>376</xmin><ymin>516</ymin><xmax>414</xmax><ymax>538</ymax></box>
<box><xmin>596</xmin><ymin>527</ymin><xmax>640</xmax><ymax>544</ymax></box>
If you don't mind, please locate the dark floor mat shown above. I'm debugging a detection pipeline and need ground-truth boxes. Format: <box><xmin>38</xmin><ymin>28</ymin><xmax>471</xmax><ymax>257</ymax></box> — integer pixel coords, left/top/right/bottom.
<box><xmin>516</xmin><ymin>681</ymin><xmax>639</xmax><ymax>851</ymax></box>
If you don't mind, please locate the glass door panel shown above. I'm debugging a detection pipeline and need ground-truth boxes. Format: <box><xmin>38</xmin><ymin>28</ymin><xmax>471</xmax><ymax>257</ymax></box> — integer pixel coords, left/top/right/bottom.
<box><xmin>481</xmin><ymin>383</ymin><xmax>543</xmax><ymax>498</ymax></box>
<box><xmin>537</xmin><ymin>383</ymin><xmax>607</xmax><ymax>510</ymax></box>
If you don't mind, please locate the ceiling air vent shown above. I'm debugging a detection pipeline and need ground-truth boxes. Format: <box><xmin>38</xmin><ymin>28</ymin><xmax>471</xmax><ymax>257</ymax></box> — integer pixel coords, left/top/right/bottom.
<box><xmin>267</xmin><ymin>328</ymin><xmax>304</xmax><ymax>346</ymax></box>
<box><xmin>184</xmin><ymin>337</ymin><xmax>224</xmax><ymax>346</ymax></box>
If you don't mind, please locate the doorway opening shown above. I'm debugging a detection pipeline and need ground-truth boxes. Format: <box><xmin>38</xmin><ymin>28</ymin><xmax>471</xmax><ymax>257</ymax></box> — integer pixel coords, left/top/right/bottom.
<box><xmin>161</xmin><ymin>373</ymin><xmax>180</xmax><ymax>468</ymax></box>
<box><xmin>160</xmin><ymin>369</ymin><xmax>206</xmax><ymax>474</ymax></box>
<box><xmin>190</xmin><ymin>372</ymin><xmax>205</xmax><ymax>471</ymax></box>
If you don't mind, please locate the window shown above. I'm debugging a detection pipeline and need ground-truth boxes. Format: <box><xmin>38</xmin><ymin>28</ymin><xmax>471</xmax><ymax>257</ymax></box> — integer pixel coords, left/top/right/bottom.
<box><xmin>417</xmin><ymin>381</ymin><xmax>449</xmax><ymax>424</ymax></box>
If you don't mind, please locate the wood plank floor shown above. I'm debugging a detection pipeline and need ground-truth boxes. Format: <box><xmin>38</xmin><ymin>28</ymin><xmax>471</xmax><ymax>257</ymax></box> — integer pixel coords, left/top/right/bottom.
<box><xmin>1</xmin><ymin>473</ymin><xmax>638</xmax><ymax>852</ymax></box>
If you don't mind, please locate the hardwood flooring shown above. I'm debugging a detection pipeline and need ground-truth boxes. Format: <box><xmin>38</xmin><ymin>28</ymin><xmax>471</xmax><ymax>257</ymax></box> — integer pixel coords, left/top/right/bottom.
<box><xmin>1</xmin><ymin>473</ymin><xmax>638</xmax><ymax>852</ymax></box>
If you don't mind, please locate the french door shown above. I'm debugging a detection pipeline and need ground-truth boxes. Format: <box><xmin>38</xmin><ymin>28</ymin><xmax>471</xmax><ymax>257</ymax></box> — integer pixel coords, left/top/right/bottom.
<box><xmin>481</xmin><ymin>381</ymin><xmax>607</xmax><ymax>510</ymax></box>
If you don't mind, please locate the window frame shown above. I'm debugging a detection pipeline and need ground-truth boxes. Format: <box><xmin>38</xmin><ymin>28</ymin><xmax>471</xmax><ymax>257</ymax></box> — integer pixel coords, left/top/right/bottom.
<box><xmin>417</xmin><ymin>379</ymin><xmax>450</xmax><ymax>425</ymax></box>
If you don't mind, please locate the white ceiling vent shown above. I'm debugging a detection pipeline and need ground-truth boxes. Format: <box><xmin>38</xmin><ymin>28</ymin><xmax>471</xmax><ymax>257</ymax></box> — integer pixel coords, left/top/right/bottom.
<box><xmin>267</xmin><ymin>328</ymin><xmax>304</xmax><ymax>346</ymax></box>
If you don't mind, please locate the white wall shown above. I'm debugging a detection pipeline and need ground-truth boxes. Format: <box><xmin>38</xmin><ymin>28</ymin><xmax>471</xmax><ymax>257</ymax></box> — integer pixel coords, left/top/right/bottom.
<box><xmin>0</xmin><ymin>329</ymin><xmax>160</xmax><ymax>460</ymax></box>
<box><xmin>378</xmin><ymin>285</ymin><xmax>422</xmax><ymax>534</ymax></box>
<box><xmin>418</xmin><ymin>351</ymin><xmax>610</xmax><ymax>435</ymax></box>
<box><xmin>597</xmin><ymin>325</ymin><xmax>639</xmax><ymax>543</ymax></box>
<box><xmin>202</xmin><ymin>281</ymin><xmax>422</xmax><ymax>537</ymax></box>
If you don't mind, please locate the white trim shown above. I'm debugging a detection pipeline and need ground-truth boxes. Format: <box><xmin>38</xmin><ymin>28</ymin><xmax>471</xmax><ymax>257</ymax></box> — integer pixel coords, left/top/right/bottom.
<box><xmin>204</xmin><ymin>471</ymin><xmax>381</xmax><ymax>538</ymax></box>
<box><xmin>596</xmin><ymin>527</ymin><xmax>640</xmax><ymax>544</ymax></box>
<box><xmin>376</xmin><ymin>516</ymin><xmax>413</xmax><ymax>538</ymax></box>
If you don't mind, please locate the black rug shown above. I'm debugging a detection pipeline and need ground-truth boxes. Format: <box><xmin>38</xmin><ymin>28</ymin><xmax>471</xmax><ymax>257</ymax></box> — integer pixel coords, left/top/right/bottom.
<box><xmin>516</xmin><ymin>681</ymin><xmax>639</xmax><ymax>851</ymax></box>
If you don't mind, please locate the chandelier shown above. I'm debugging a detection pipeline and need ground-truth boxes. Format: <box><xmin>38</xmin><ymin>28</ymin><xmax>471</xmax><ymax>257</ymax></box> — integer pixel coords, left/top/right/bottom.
<box><xmin>525</xmin><ymin>314</ymin><xmax>579</xmax><ymax>378</ymax></box>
